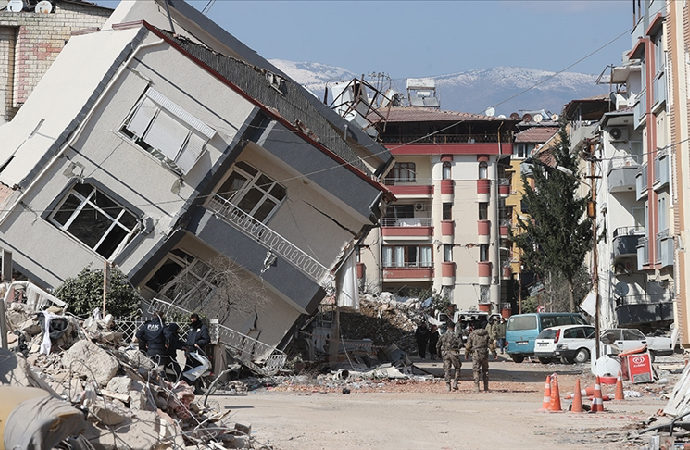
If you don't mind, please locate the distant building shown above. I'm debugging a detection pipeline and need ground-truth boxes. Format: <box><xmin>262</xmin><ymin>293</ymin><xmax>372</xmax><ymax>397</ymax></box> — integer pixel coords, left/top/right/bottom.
<box><xmin>357</xmin><ymin>104</ymin><xmax>517</xmax><ymax>313</ymax></box>
<box><xmin>0</xmin><ymin>0</ymin><xmax>112</xmax><ymax>122</ymax></box>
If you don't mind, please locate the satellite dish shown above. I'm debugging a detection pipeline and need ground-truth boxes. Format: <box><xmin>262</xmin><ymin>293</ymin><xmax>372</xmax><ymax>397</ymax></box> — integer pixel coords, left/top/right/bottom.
<box><xmin>533</xmin><ymin>113</ymin><xmax>543</xmax><ymax>123</ymax></box>
<box><xmin>7</xmin><ymin>0</ymin><xmax>24</xmax><ymax>12</ymax></box>
<box><xmin>484</xmin><ymin>106</ymin><xmax>495</xmax><ymax>117</ymax></box>
<box><xmin>35</xmin><ymin>0</ymin><xmax>52</xmax><ymax>13</ymax></box>
<box><xmin>551</xmin><ymin>114</ymin><xmax>559</xmax><ymax>121</ymax></box>
<box><xmin>509</xmin><ymin>112</ymin><xmax>520</xmax><ymax>120</ymax></box>
<box><xmin>497</xmin><ymin>114</ymin><xmax>506</xmax><ymax>119</ymax></box>
<box><xmin>522</xmin><ymin>113</ymin><xmax>533</xmax><ymax>122</ymax></box>
<box><xmin>614</xmin><ymin>281</ymin><xmax>630</xmax><ymax>296</ymax></box>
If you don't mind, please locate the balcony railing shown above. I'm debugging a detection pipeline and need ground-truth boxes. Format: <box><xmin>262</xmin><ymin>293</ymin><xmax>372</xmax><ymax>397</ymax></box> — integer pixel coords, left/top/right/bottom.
<box><xmin>383</xmin><ymin>261</ymin><xmax>433</xmax><ymax>269</ymax></box>
<box><xmin>612</xmin><ymin>227</ymin><xmax>644</xmax><ymax>261</ymax></box>
<box><xmin>208</xmin><ymin>195</ymin><xmax>332</xmax><ymax>288</ymax></box>
<box><xmin>617</xmin><ymin>293</ymin><xmax>673</xmax><ymax>306</ymax></box>
<box><xmin>633</xmin><ymin>91</ymin><xmax>646</xmax><ymax>129</ymax></box>
<box><xmin>607</xmin><ymin>154</ymin><xmax>641</xmax><ymax>173</ymax></box>
<box><xmin>381</xmin><ymin>217</ymin><xmax>432</xmax><ymax>227</ymax></box>
<box><xmin>380</xmin><ymin>133</ymin><xmax>512</xmax><ymax>145</ymax></box>
<box><xmin>383</xmin><ymin>177</ymin><xmax>433</xmax><ymax>186</ymax></box>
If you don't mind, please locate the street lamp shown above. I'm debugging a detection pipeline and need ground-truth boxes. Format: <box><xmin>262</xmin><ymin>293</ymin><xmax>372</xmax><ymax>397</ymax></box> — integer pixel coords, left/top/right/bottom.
<box><xmin>522</xmin><ymin>154</ymin><xmax>601</xmax><ymax>359</ymax></box>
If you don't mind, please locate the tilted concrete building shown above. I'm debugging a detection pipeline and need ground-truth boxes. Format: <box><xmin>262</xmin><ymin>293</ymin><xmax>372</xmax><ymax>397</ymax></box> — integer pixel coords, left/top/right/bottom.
<box><xmin>0</xmin><ymin>0</ymin><xmax>393</xmax><ymax>348</ymax></box>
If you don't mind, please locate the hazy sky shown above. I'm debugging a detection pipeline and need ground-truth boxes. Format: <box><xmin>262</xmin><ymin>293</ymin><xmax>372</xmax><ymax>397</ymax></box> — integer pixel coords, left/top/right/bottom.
<box><xmin>96</xmin><ymin>1</ymin><xmax>632</xmax><ymax>78</ymax></box>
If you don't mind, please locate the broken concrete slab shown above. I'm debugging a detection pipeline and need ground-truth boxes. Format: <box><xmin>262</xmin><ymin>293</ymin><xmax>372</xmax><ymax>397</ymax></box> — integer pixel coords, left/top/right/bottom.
<box><xmin>89</xmin><ymin>401</ymin><xmax>130</xmax><ymax>426</ymax></box>
<box><xmin>61</xmin><ymin>340</ymin><xmax>119</xmax><ymax>386</ymax></box>
<box><xmin>105</xmin><ymin>375</ymin><xmax>131</xmax><ymax>394</ymax></box>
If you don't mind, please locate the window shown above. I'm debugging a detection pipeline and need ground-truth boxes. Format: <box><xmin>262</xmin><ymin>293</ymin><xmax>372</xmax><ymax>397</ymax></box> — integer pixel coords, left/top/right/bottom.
<box><xmin>384</xmin><ymin>204</ymin><xmax>415</xmax><ymax>219</ymax></box>
<box><xmin>382</xmin><ymin>245</ymin><xmax>432</xmax><ymax>268</ymax></box>
<box><xmin>50</xmin><ymin>183</ymin><xmax>140</xmax><ymax>259</ymax></box>
<box><xmin>623</xmin><ymin>329</ymin><xmax>645</xmax><ymax>341</ymax></box>
<box><xmin>479</xmin><ymin>285</ymin><xmax>490</xmax><ymax>303</ymax></box>
<box><xmin>658</xmin><ymin>195</ymin><xmax>668</xmax><ymax>232</ymax></box>
<box><xmin>479</xmin><ymin>203</ymin><xmax>488</xmax><ymax>220</ymax></box>
<box><xmin>479</xmin><ymin>244</ymin><xmax>489</xmax><ymax>262</ymax></box>
<box><xmin>442</xmin><ymin>162</ymin><xmax>452</xmax><ymax>180</ymax></box>
<box><xmin>443</xmin><ymin>244</ymin><xmax>453</xmax><ymax>262</ymax></box>
<box><xmin>443</xmin><ymin>203</ymin><xmax>453</xmax><ymax>220</ymax></box>
<box><xmin>512</xmin><ymin>143</ymin><xmax>535</xmax><ymax>159</ymax></box>
<box><xmin>145</xmin><ymin>249</ymin><xmax>217</xmax><ymax>308</ymax></box>
<box><xmin>217</xmin><ymin>161</ymin><xmax>286</xmax><ymax>223</ymax></box>
<box><xmin>479</xmin><ymin>162</ymin><xmax>488</xmax><ymax>179</ymax></box>
<box><xmin>385</xmin><ymin>162</ymin><xmax>416</xmax><ymax>183</ymax></box>
<box><xmin>507</xmin><ymin>315</ymin><xmax>537</xmax><ymax>331</ymax></box>
<box><xmin>121</xmin><ymin>88</ymin><xmax>215</xmax><ymax>176</ymax></box>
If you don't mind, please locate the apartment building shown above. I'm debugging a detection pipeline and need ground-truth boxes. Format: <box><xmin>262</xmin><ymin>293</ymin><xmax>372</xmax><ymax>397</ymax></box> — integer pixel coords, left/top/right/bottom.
<box><xmin>357</xmin><ymin>106</ymin><xmax>517</xmax><ymax>313</ymax></box>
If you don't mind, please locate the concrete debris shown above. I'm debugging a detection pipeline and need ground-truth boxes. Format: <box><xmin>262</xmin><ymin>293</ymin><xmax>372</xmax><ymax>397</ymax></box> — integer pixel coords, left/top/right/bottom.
<box><xmin>62</xmin><ymin>340</ymin><xmax>119</xmax><ymax>386</ymax></box>
<box><xmin>1</xmin><ymin>298</ymin><xmax>264</xmax><ymax>449</ymax></box>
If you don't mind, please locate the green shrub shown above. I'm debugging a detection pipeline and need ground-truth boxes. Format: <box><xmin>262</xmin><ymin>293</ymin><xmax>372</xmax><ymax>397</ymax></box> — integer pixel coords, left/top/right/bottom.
<box><xmin>55</xmin><ymin>267</ymin><xmax>141</xmax><ymax>318</ymax></box>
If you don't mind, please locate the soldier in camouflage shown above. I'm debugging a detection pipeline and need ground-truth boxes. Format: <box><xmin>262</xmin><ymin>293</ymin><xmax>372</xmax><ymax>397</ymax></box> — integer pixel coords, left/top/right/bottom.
<box><xmin>465</xmin><ymin>327</ymin><xmax>493</xmax><ymax>392</ymax></box>
<box><xmin>436</xmin><ymin>321</ymin><xmax>462</xmax><ymax>391</ymax></box>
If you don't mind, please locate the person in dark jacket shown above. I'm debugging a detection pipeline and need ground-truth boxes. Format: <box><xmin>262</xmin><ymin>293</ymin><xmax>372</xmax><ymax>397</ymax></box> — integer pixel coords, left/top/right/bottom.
<box><xmin>135</xmin><ymin>311</ymin><xmax>167</xmax><ymax>367</ymax></box>
<box><xmin>184</xmin><ymin>313</ymin><xmax>210</xmax><ymax>370</ymax></box>
<box><xmin>163</xmin><ymin>322</ymin><xmax>184</xmax><ymax>380</ymax></box>
<box><xmin>415</xmin><ymin>322</ymin><xmax>430</xmax><ymax>359</ymax></box>
<box><xmin>428</xmin><ymin>325</ymin><xmax>440</xmax><ymax>359</ymax></box>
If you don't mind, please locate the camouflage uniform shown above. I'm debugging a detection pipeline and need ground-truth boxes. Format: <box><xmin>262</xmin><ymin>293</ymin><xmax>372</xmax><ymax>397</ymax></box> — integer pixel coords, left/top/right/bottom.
<box><xmin>485</xmin><ymin>320</ymin><xmax>498</xmax><ymax>357</ymax></box>
<box><xmin>436</xmin><ymin>327</ymin><xmax>462</xmax><ymax>391</ymax></box>
<box><xmin>466</xmin><ymin>328</ymin><xmax>492</xmax><ymax>392</ymax></box>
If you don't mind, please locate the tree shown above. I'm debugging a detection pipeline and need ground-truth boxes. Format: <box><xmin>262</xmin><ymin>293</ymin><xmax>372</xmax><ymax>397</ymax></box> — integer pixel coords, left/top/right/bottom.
<box><xmin>512</xmin><ymin>119</ymin><xmax>592</xmax><ymax>312</ymax></box>
<box><xmin>55</xmin><ymin>267</ymin><xmax>141</xmax><ymax>318</ymax></box>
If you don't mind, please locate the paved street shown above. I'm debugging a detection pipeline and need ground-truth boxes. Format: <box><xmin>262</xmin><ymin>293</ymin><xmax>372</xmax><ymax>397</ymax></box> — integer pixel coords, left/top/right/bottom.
<box><xmin>213</xmin><ymin>359</ymin><xmax>665</xmax><ymax>449</ymax></box>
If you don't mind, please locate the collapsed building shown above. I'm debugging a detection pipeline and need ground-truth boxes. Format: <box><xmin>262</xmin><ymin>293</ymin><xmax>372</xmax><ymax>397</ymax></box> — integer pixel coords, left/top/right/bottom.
<box><xmin>0</xmin><ymin>0</ymin><xmax>393</xmax><ymax>350</ymax></box>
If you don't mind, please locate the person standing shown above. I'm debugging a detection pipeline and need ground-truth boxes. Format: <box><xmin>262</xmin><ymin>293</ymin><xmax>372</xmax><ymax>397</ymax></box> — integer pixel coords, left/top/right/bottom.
<box><xmin>185</xmin><ymin>313</ymin><xmax>211</xmax><ymax>370</ymax></box>
<box><xmin>436</xmin><ymin>321</ymin><xmax>462</xmax><ymax>392</ymax></box>
<box><xmin>495</xmin><ymin>318</ymin><xmax>507</xmax><ymax>355</ymax></box>
<box><xmin>428</xmin><ymin>325</ymin><xmax>439</xmax><ymax>360</ymax></box>
<box><xmin>466</xmin><ymin>326</ymin><xmax>493</xmax><ymax>392</ymax></box>
<box><xmin>135</xmin><ymin>310</ymin><xmax>167</xmax><ymax>368</ymax></box>
<box><xmin>415</xmin><ymin>322</ymin><xmax>430</xmax><ymax>359</ymax></box>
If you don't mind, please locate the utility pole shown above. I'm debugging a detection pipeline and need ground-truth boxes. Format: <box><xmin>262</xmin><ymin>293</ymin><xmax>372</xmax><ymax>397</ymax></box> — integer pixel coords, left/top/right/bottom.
<box><xmin>586</xmin><ymin>142</ymin><xmax>600</xmax><ymax>360</ymax></box>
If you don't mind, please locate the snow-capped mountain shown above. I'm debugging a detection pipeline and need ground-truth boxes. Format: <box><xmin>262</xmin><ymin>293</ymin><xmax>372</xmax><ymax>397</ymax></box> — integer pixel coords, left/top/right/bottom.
<box><xmin>269</xmin><ymin>60</ymin><xmax>608</xmax><ymax>116</ymax></box>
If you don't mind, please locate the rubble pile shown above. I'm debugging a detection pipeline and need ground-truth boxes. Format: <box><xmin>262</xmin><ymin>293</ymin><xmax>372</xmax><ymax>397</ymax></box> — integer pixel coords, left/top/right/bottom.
<box><xmin>2</xmin><ymin>302</ymin><xmax>265</xmax><ymax>449</ymax></box>
<box><xmin>339</xmin><ymin>294</ymin><xmax>428</xmax><ymax>353</ymax></box>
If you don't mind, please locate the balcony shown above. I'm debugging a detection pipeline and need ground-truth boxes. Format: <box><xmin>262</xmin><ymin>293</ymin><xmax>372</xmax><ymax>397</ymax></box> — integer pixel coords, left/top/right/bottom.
<box><xmin>478</xmin><ymin>219</ymin><xmax>490</xmax><ymax>244</ymax></box>
<box><xmin>382</xmin><ymin>263</ymin><xmax>433</xmax><ymax>281</ymax></box>
<box><xmin>498</xmin><ymin>178</ymin><xmax>510</xmax><ymax>197</ymax></box>
<box><xmin>441</xmin><ymin>219</ymin><xmax>454</xmax><ymax>236</ymax></box>
<box><xmin>608</xmin><ymin>155</ymin><xmax>641</xmax><ymax>193</ymax></box>
<box><xmin>381</xmin><ymin>217</ymin><xmax>433</xmax><ymax>238</ymax></box>
<box><xmin>477</xmin><ymin>179</ymin><xmax>490</xmax><ymax>202</ymax></box>
<box><xmin>499</xmin><ymin>219</ymin><xmax>509</xmax><ymax>238</ymax></box>
<box><xmin>207</xmin><ymin>195</ymin><xmax>332</xmax><ymax>287</ymax></box>
<box><xmin>356</xmin><ymin>262</ymin><xmax>365</xmax><ymax>279</ymax></box>
<box><xmin>615</xmin><ymin>293</ymin><xmax>673</xmax><ymax>327</ymax></box>
<box><xmin>635</xmin><ymin>163</ymin><xmax>648</xmax><ymax>200</ymax></box>
<box><xmin>441</xmin><ymin>262</ymin><xmax>456</xmax><ymax>285</ymax></box>
<box><xmin>383</xmin><ymin>178</ymin><xmax>433</xmax><ymax>197</ymax></box>
<box><xmin>653</xmin><ymin>148</ymin><xmax>670</xmax><ymax>190</ymax></box>
<box><xmin>478</xmin><ymin>261</ymin><xmax>492</xmax><ymax>284</ymax></box>
<box><xmin>652</xmin><ymin>71</ymin><xmax>667</xmax><ymax>111</ymax></box>
<box><xmin>381</xmin><ymin>133</ymin><xmax>511</xmax><ymax>145</ymax></box>
<box><xmin>440</xmin><ymin>179</ymin><xmax>454</xmax><ymax>196</ymax></box>
<box><xmin>636</xmin><ymin>237</ymin><xmax>648</xmax><ymax>270</ymax></box>
<box><xmin>612</xmin><ymin>227</ymin><xmax>644</xmax><ymax>263</ymax></box>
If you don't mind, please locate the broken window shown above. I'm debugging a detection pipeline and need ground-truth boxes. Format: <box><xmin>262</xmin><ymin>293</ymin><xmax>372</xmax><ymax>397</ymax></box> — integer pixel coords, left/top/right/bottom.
<box><xmin>50</xmin><ymin>183</ymin><xmax>140</xmax><ymax>259</ymax></box>
<box><xmin>216</xmin><ymin>161</ymin><xmax>286</xmax><ymax>222</ymax></box>
<box><xmin>121</xmin><ymin>88</ymin><xmax>216</xmax><ymax>176</ymax></box>
<box><xmin>146</xmin><ymin>249</ymin><xmax>218</xmax><ymax>308</ymax></box>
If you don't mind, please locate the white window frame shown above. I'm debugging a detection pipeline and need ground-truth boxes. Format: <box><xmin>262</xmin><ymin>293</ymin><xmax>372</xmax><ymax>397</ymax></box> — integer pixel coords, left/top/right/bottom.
<box><xmin>121</xmin><ymin>88</ymin><xmax>216</xmax><ymax>176</ymax></box>
<box><xmin>219</xmin><ymin>161</ymin><xmax>286</xmax><ymax>223</ymax></box>
<box><xmin>50</xmin><ymin>183</ymin><xmax>140</xmax><ymax>260</ymax></box>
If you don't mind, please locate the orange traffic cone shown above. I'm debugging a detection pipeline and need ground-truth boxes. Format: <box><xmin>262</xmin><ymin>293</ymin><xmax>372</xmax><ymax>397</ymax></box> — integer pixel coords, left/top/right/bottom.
<box><xmin>615</xmin><ymin>372</ymin><xmax>624</xmax><ymax>401</ymax></box>
<box><xmin>571</xmin><ymin>379</ymin><xmax>583</xmax><ymax>413</ymax></box>
<box><xmin>548</xmin><ymin>374</ymin><xmax>562</xmax><ymax>412</ymax></box>
<box><xmin>540</xmin><ymin>375</ymin><xmax>551</xmax><ymax>411</ymax></box>
<box><xmin>592</xmin><ymin>376</ymin><xmax>605</xmax><ymax>412</ymax></box>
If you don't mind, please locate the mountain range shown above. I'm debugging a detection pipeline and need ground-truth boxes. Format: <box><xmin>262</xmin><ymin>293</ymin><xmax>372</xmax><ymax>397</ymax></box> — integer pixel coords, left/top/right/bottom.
<box><xmin>269</xmin><ymin>59</ymin><xmax>609</xmax><ymax>117</ymax></box>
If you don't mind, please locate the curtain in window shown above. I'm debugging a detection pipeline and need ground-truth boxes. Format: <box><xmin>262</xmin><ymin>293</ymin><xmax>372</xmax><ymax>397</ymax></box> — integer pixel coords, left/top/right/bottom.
<box><xmin>421</xmin><ymin>246</ymin><xmax>432</xmax><ymax>267</ymax></box>
<box><xmin>394</xmin><ymin>246</ymin><xmax>405</xmax><ymax>267</ymax></box>
<box><xmin>382</xmin><ymin>246</ymin><xmax>393</xmax><ymax>267</ymax></box>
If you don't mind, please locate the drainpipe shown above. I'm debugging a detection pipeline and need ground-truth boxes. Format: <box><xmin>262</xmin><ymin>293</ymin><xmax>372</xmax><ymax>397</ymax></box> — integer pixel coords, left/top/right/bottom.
<box><xmin>0</xmin><ymin>37</ymin><xmax>167</xmax><ymax>228</ymax></box>
<box><xmin>492</xmin><ymin>122</ymin><xmax>504</xmax><ymax>313</ymax></box>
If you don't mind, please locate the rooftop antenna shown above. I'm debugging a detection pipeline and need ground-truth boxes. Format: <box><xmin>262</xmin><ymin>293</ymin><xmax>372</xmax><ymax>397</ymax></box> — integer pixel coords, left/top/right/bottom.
<box><xmin>164</xmin><ymin>0</ymin><xmax>175</xmax><ymax>34</ymax></box>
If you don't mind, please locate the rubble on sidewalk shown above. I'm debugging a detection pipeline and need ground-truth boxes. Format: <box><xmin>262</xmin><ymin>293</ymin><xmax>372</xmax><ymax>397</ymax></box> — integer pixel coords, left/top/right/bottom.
<box><xmin>1</xmin><ymin>291</ymin><xmax>267</xmax><ymax>449</ymax></box>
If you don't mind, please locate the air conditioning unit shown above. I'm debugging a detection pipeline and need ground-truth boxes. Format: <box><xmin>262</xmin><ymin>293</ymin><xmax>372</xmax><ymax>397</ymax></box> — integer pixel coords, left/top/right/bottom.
<box><xmin>609</xmin><ymin>127</ymin><xmax>629</xmax><ymax>142</ymax></box>
<box><xmin>414</xmin><ymin>203</ymin><xmax>425</xmax><ymax>211</ymax></box>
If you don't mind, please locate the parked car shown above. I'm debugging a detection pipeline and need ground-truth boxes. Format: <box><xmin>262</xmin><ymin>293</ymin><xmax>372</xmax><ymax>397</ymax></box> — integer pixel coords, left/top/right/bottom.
<box><xmin>600</xmin><ymin>328</ymin><xmax>673</xmax><ymax>360</ymax></box>
<box><xmin>506</xmin><ymin>313</ymin><xmax>588</xmax><ymax>363</ymax></box>
<box><xmin>533</xmin><ymin>325</ymin><xmax>595</xmax><ymax>364</ymax></box>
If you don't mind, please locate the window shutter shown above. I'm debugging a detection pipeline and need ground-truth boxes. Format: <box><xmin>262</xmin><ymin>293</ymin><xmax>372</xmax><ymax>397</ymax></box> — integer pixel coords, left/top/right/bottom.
<box><xmin>144</xmin><ymin>109</ymin><xmax>189</xmax><ymax>161</ymax></box>
<box><xmin>127</xmin><ymin>97</ymin><xmax>157</xmax><ymax>138</ymax></box>
<box><xmin>176</xmin><ymin>133</ymin><xmax>206</xmax><ymax>175</ymax></box>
